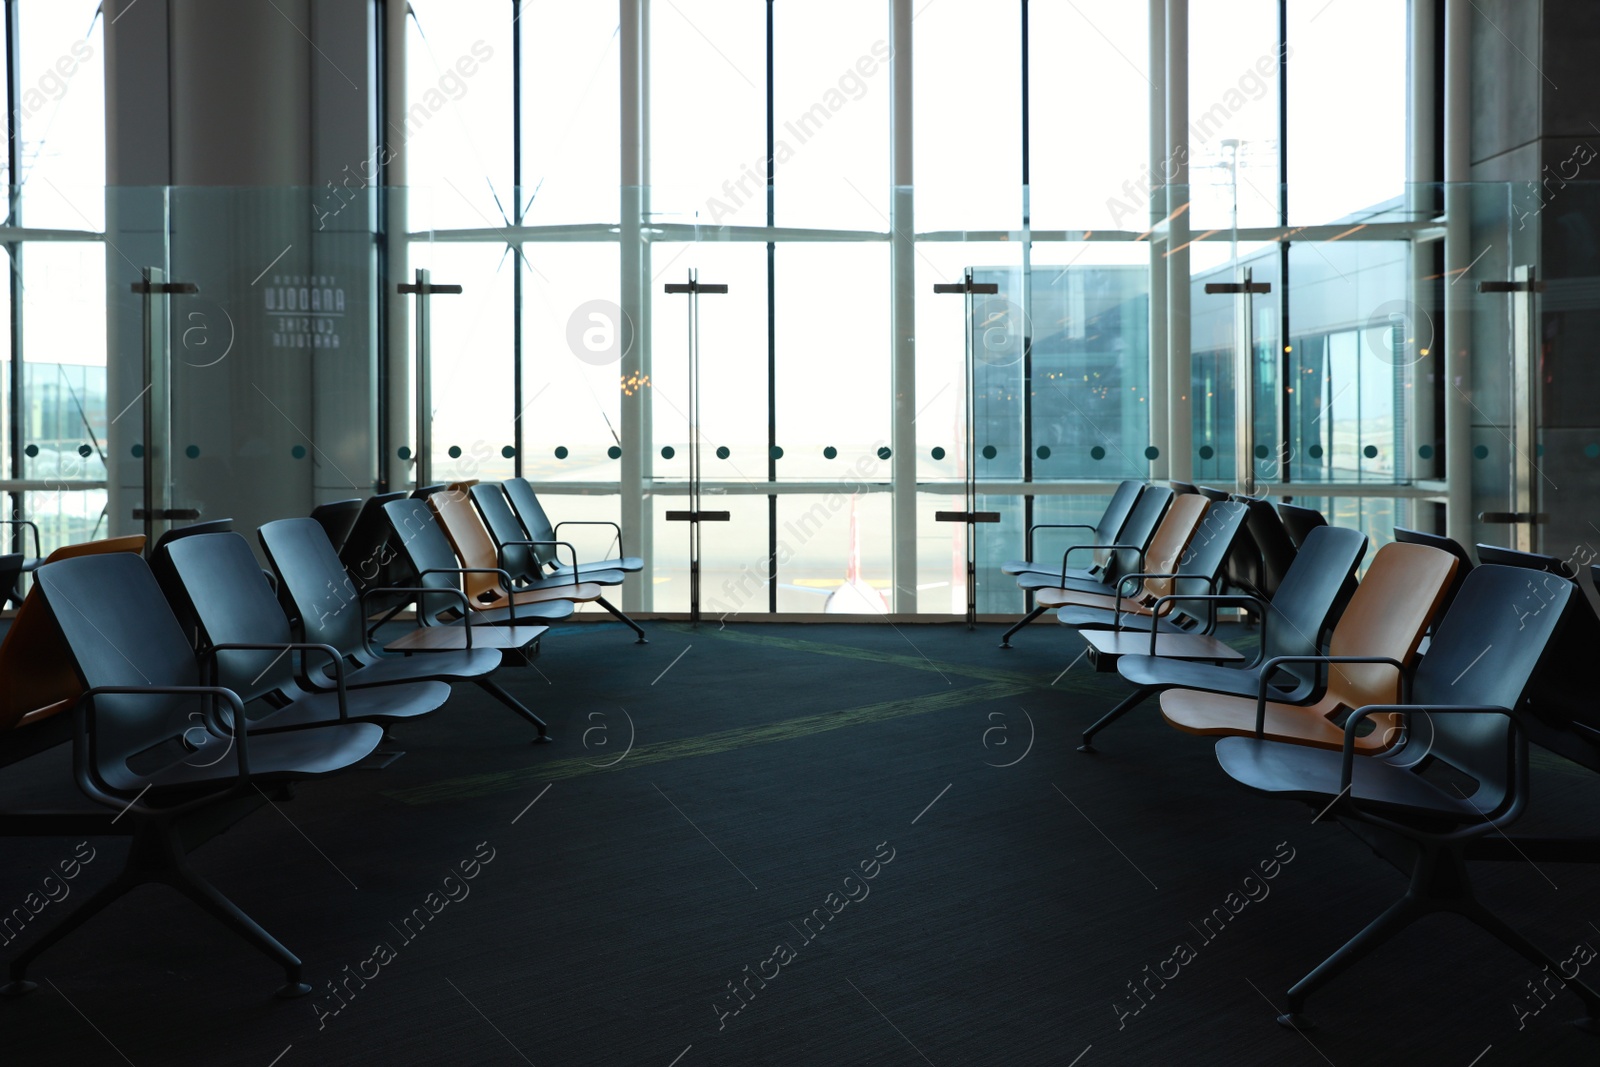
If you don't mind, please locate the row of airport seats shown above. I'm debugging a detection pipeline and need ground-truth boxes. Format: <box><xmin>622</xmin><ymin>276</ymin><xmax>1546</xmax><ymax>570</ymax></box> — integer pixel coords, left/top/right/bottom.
<box><xmin>1000</xmin><ymin>480</ymin><xmax>1330</xmax><ymax>648</ymax></box>
<box><xmin>0</xmin><ymin>478</ymin><xmax>641</xmax><ymax>998</ymax></box>
<box><xmin>1008</xmin><ymin>482</ymin><xmax>1600</xmax><ymax>1033</ymax></box>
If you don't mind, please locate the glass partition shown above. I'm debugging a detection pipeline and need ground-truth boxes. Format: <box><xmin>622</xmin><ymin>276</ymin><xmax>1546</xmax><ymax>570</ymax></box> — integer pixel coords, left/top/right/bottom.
<box><xmin>0</xmin><ymin>177</ymin><xmax>1576</xmax><ymax>614</ymax></box>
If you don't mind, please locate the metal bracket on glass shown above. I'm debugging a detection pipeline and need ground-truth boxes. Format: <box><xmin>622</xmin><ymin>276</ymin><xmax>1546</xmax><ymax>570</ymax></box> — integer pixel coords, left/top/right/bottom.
<box><xmin>1205</xmin><ymin>269</ymin><xmax>1274</xmax><ymax>497</ymax></box>
<box><xmin>395</xmin><ymin>269</ymin><xmax>463</xmax><ymax>488</ymax></box>
<box><xmin>1476</xmin><ymin>280</ymin><xmax>1545</xmax><ymax>294</ymax></box>
<box><xmin>130</xmin><ymin>281</ymin><xmax>200</xmax><ymax>296</ymax></box>
<box><xmin>935</xmin><ymin>270</ymin><xmax>1003</xmax><ymax>629</ymax></box>
<box><xmin>1479</xmin><ymin>267</ymin><xmax>1542</xmax><ymax>551</ymax></box>
<box><xmin>132</xmin><ymin>508</ymin><xmax>202</xmax><ymax>521</ymax></box>
<box><xmin>132</xmin><ymin>268</ymin><xmax>198</xmax><ymax>545</ymax></box>
<box><xmin>935</xmin><ymin>511</ymin><xmax>1001</xmax><ymax>523</ymax></box>
<box><xmin>665</xmin><ymin>511</ymin><xmax>731</xmax><ymax>522</ymax></box>
<box><xmin>664</xmin><ymin>269</ymin><xmax>729</xmax><ymax>626</ymax></box>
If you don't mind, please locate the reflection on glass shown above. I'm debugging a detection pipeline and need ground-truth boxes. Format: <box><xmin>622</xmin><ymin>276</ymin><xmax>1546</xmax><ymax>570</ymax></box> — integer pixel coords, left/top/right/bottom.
<box><xmin>1028</xmin><ymin>261</ymin><xmax>1151</xmax><ymax>480</ymax></box>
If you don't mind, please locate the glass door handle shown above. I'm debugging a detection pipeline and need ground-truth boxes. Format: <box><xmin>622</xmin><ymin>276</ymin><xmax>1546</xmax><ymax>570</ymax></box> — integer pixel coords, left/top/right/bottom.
<box><xmin>132</xmin><ymin>508</ymin><xmax>201</xmax><ymax>521</ymax></box>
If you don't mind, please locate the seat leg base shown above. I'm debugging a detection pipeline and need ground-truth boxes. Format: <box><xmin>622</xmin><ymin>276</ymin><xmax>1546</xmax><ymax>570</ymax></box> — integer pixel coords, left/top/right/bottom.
<box><xmin>1078</xmin><ymin>688</ymin><xmax>1154</xmax><ymax>752</ymax></box>
<box><xmin>476</xmin><ymin>678</ymin><xmax>550</xmax><ymax>740</ymax></box>
<box><xmin>998</xmin><ymin>605</ymin><xmax>1047</xmax><ymax>648</ymax></box>
<box><xmin>596</xmin><ymin>596</ymin><xmax>647</xmax><ymax>643</ymax></box>
<box><xmin>276</xmin><ymin>980</ymin><xmax>312</xmax><ymax>999</ymax></box>
<box><xmin>1572</xmin><ymin>1014</ymin><xmax>1600</xmax><ymax>1035</ymax></box>
<box><xmin>1276</xmin><ymin>1013</ymin><xmax>1315</xmax><ymax>1032</ymax></box>
<box><xmin>359</xmin><ymin>748</ymin><xmax>406</xmax><ymax>770</ymax></box>
<box><xmin>0</xmin><ymin>979</ymin><xmax>37</xmax><ymax>997</ymax></box>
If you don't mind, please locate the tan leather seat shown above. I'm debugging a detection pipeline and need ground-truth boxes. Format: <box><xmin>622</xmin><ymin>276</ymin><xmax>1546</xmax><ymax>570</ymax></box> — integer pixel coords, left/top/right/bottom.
<box><xmin>428</xmin><ymin>486</ymin><xmax>605</xmax><ymax>608</ymax></box>
<box><xmin>1160</xmin><ymin>541</ymin><xmax>1459</xmax><ymax>752</ymax></box>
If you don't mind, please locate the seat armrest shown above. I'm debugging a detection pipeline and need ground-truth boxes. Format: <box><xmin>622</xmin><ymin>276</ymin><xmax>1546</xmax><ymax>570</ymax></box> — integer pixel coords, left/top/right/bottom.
<box><xmin>499</xmin><ymin>539</ymin><xmax>580</xmax><ymax>586</ymax></box>
<box><xmin>1060</xmin><ymin>543</ymin><xmax>1145</xmax><ymax>586</ymax></box>
<box><xmin>1338</xmin><ymin>704</ymin><xmax>1526</xmax><ymax>839</ymax></box>
<box><xmin>553</xmin><ymin>520</ymin><xmax>624</xmax><ymax>557</ymax></box>
<box><xmin>203</xmin><ymin>642</ymin><xmax>350</xmax><ymax>717</ymax></box>
<box><xmin>1112</xmin><ymin>573</ymin><xmax>1216</xmax><ymax>630</ymax></box>
<box><xmin>1026</xmin><ymin>522</ymin><xmax>1094</xmax><ymax>559</ymax></box>
<box><xmin>1143</xmin><ymin>591</ymin><xmax>1268</xmax><ymax>655</ymax></box>
<box><xmin>73</xmin><ymin>685</ymin><xmax>252</xmax><ymax>816</ymax></box>
<box><xmin>0</xmin><ymin>518</ymin><xmax>41</xmax><ymax>560</ymax></box>
<box><xmin>362</xmin><ymin>585</ymin><xmax>476</xmax><ymax>647</ymax></box>
<box><xmin>1254</xmin><ymin>655</ymin><xmax>1410</xmax><ymax>737</ymax></box>
<box><xmin>420</xmin><ymin>566</ymin><xmax>523</xmax><ymax>622</ymax></box>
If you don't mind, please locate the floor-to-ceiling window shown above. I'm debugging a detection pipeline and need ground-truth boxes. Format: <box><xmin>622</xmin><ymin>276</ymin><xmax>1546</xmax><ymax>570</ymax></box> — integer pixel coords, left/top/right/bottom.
<box><xmin>396</xmin><ymin>0</ymin><xmax>1426</xmax><ymax>615</ymax></box>
<box><xmin>8</xmin><ymin>0</ymin><xmax>107</xmax><ymax>554</ymax></box>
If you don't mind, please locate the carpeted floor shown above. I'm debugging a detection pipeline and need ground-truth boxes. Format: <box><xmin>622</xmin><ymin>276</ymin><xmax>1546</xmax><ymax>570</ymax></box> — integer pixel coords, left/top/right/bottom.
<box><xmin>1</xmin><ymin>620</ymin><xmax>1598</xmax><ymax>1065</ymax></box>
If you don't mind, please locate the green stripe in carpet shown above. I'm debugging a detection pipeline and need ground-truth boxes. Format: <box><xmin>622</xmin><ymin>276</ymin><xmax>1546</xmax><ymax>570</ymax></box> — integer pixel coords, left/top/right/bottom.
<box><xmin>384</xmin><ymin>680</ymin><xmax>1029</xmax><ymax>804</ymax></box>
<box><xmin>662</xmin><ymin>622</ymin><xmax>1111</xmax><ymax>695</ymax></box>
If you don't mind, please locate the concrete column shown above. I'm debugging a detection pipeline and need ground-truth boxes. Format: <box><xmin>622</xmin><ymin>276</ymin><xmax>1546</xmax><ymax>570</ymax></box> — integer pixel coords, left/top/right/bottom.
<box><xmin>1407</xmin><ymin>0</ymin><xmax>1437</xmax><ymax>489</ymax></box>
<box><xmin>620</xmin><ymin>0</ymin><xmax>650</xmax><ymax>611</ymax></box>
<box><xmin>1148</xmin><ymin>0</ymin><xmax>1170</xmax><ymax>483</ymax></box>
<box><xmin>1443</xmin><ymin>0</ymin><xmax>1473</xmax><ymax>545</ymax></box>
<box><xmin>1163</xmin><ymin>0</ymin><xmax>1190</xmax><ymax>484</ymax></box>
<box><xmin>104</xmin><ymin>0</ymin><xmax>380</xmax><ymax>544</ymax></box>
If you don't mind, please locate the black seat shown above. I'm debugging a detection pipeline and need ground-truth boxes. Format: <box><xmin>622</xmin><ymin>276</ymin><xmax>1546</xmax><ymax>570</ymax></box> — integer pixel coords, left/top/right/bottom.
<box><xmin>502</xmin><ymin>477</ymin><xmax>644</xmax><ymax>575</ymax></box>
<box><xmin>1460</xmin><ymin>555</ymin><xmax>1600</xmax><ymax>771</ymax></box>
<box><xmin>411</xmin><ymin>483</ymin><xmax>448</xmax><ymax>499</ymax></box>
<box><xmin>148</xmin><ymin>519</ymin><xmax>235</xmax><ymax>642</ymax></box>
<box><xmin>336</xmin><ymin>490</ymin><xmax>410</xmax><ymax>616</ymax></box>
<box><xmin>1276</xmin><ymin>503</ymin><xmax>1326</xmax><ymax>549</ymax></box>
<box><xmin>1213</xmin><ymin>565</ymin><xmax>1600</xmax><ymax>1030</ymax></box>
<box><xmin>1238</xmin><ymin>497</ymin><xmax>1298</xmax><ymax>599</ymax></box>
<box><xmin>1054</xmin><ymin>499</ymin><xmax>1248</xmax><ymax>635</ymax></box>
<box><xmin>161</xmin><ymin>531</ymin><xmax>449</xmax><ymax>732</ymax></box>
<box><xmin>1001</xmin><ymin>479</ymin><xmax>1143</xmax><ymax>576</ymax></box>
<box><xmin>1195</xmin><ymin>485</ymin><xmax>1231</xmax><ymax>502</ymax></box>
<box><xmin>12</xmin><ymin>552</ymin><xmax>382</xmax><ymax>997</ymax></box>
<box><xmin>0</xmin><ymin>551</ymin><xmax>25</xmax><ymax>610</ymax></box>
<box><xmin>1019</xmin><ymin>486</ymin><xmax>1175</xmax><ymax>595</ymax></box>
<box><xmin>5</xmin><ymin>519</ymin><xmax>43</xmax><ymax>589</ymax></box>
<box><xmin>1475</xmin><ymin>542</ymin><xmax>1572</xmax><ymax>576</ymax></box>
<box><xmin>1169</xmin><ymin>480</ymin><xmax>1200</xmax><ymax>496</ymax></box>
<box><xmin>383</xmin><ymin>497</ymin><xmax>574</xmax><ymax>626</ymax></box>
<box><xmin>259</xmin><ymin>517</ymin><xmax>554</xmax><ymax>742</ymax></box>
<box><xmin>1076</xmin><ymin>525</ymin><xmax>1368</xmax><ymax>752</ymax></box>
<box><xmin>469</xmin><ymin>482</ymin><xmax>646</xmax><ymax>642</ymax></box>
<box><xmin>1001</xmin><ymin>487</ymin><xmax>1174</xmax><ymax>647</ymax></box>
<box><xmin>309</xmin><ymin>498</ymin><xmax>362</xmax><ymax>555</ymax></box>
<box><xmin>471</xmin><ymin>482</ymin><xmax>544</xmax><ymax>585</ymax></box>
<box><xmin>149</xmin><ymin>518</ymin><xmax>234</xmax><ymax>559</ymax></box>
